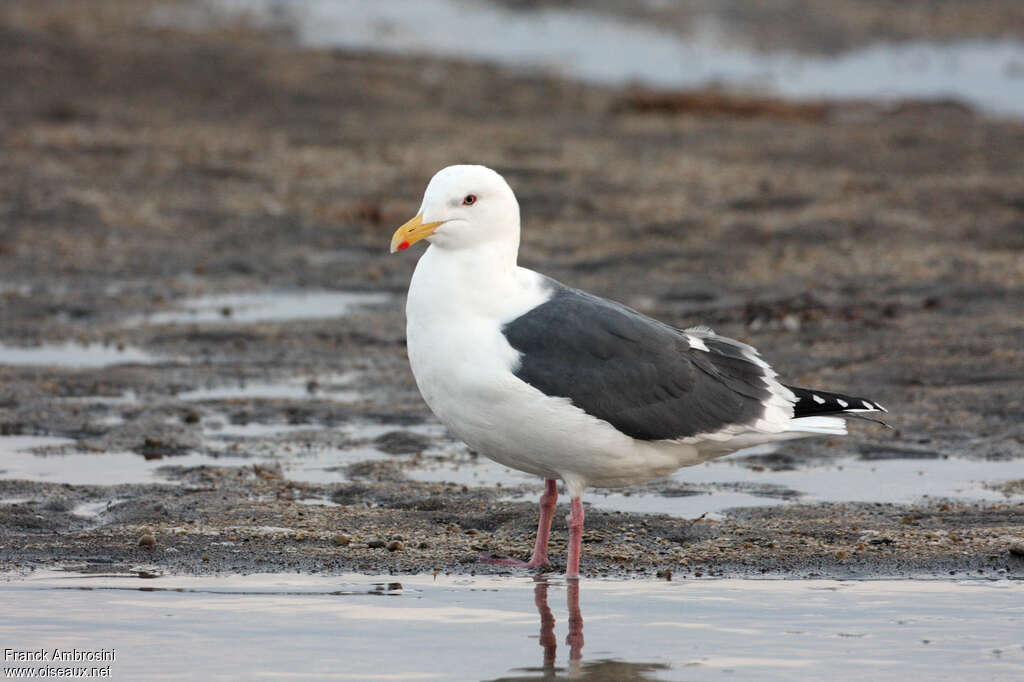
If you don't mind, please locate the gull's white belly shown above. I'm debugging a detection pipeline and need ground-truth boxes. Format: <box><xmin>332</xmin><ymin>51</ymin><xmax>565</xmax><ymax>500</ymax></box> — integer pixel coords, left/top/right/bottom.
<box><xmin>403</xmin><ymin>247</ymin><xmax>706</xmax><ymax>492</ymax></box>
<box><xmin>406</xmin><ymin>302</ymin><xmax>700</xmax><ymax>491</ymax></box>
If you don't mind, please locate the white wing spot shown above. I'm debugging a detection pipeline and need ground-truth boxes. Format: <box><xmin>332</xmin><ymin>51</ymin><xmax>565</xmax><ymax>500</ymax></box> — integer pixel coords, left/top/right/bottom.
<box><xmin>836</xmin><ymin>399</ymin><xmax>849</xmax><ymax>408</ymax></box>
<box><xmin>812</xmin><ymin>394</ymin><xmax>826</xmax><ymax>404</ymax></box>
<box><xmin>687</xmin><ymin>335</ymin><xmax>709</xmax><ymax>352</ymax></box>
<box><xmin>862</xmin><ymin>400</ymin><xmax>873</xmax><ymax>410</ymax></box>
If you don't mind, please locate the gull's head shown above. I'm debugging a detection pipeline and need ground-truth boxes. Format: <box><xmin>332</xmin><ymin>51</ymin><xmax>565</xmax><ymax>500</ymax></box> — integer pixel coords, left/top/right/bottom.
<box><xmin>390</xmin><ymin>165</ymin><xmax>520</xmax><ymax>254</ymax></box>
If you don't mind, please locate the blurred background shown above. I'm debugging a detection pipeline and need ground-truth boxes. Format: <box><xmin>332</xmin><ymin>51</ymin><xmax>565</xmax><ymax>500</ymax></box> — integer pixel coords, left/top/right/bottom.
<box><xmin>2</xmin><ymin>1</ymin><xmax>1023</xmax><ymax>678</ymax></box>
<box><xmin>1</xmin><ymin>0</ymin><xmax>1023</xmax><ymax>575</ymax></box>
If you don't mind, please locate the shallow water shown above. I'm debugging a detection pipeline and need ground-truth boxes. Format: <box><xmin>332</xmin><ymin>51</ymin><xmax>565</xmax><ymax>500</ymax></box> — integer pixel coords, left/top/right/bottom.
<box><xmin>398</xmin><ymin>442</ymin><xmax>1023</xmax><ymax>515</ymax></box>
<box><xmin>4</xmin><ymin>428</ymin><xmax>1021</xmax><ymax>515</ymax></box>
<box><xmin>220</xmin><ymin>0</ymin><xmax>1024</xmax><ymax>116</ymax></box>
<box><xmin>176</xmin><ymin>373</ymin><xmax>360</xmax><ymax>402</ymax></box>
<box><xmin>129</xmin><ymin>289</ymin><xmax>392</xmax><ymax>326</ymax></box>
<box><xmin>583</xmin><ymin>455</ymin><xmax>1024</xmax><ymax>515</ymax></box>
<box><xmin>0</xmin><ymin>342</ymin><xmax>161</xmax><ymax>368</ymax></box>
<box><xmin>1</xmin><ymin>571</ymin><xmax>1020</xmax><ymax>681</ymax></box>
<box><xmin>0</xmin><ymin>436</ymin><xmax>77</xmax><ymax>452</ymax></box>
<box><xmin>0</xmin><ymin>443</ymin><xmax>350</xmax><ymax>488</ymax></box>
<box><xmin>0</xmin><ymin>421</ymin><xmax>444</xmax><ymax>487</ymax></box>
<box><xmin>0</xmin><ymin>449</ymin><xmax>249</xmax><ymax>486</ymax></box>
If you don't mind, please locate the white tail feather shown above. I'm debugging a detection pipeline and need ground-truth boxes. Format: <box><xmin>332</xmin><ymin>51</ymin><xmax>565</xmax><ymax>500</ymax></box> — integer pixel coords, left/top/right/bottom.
<box><xmin>788</xmin><ymin>416</ymin><xmax>848</xmax><ymax>436</ymax></box>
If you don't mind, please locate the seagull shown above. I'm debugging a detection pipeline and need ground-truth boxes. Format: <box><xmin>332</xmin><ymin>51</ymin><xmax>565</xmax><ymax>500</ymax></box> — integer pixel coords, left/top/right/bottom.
<box><xmin>390</xmin><ymin>165</ymin><xmax>887</xmax><ymax>578</ymax></box>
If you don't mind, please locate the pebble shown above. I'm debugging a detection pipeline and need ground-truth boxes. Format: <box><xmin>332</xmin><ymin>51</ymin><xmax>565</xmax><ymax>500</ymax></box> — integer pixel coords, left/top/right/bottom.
<box><xmin>138</xmin><ymin>533</ymin><xmax>156</xmax><ymax>548</ymax></box>
<box><xmin>367</xmin><ymin>539</ymin><xmax>386</xmax><ymax>549</ymax></box>
<box><xmin>1010</xmin><ymin>544</ymin><xmax>1024</xmax><ymax>558</ymax></box>
<box><xmin>332</xmin><ymin>533</ymin><xmax>350</xmax><ymax>547</ymax></box>
<box><xmin>386</xmin><ymin>540</ymin><xmax>404</xmax><ymax>552</ymax></box>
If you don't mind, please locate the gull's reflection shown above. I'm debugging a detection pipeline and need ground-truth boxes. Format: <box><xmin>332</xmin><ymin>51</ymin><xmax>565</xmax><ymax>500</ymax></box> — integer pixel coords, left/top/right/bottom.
<box><xmin>535</xmin><ymin>578</ymin><xmax>557</xmax><ymax>671</ymax></box>
<box><xmin>491</xmin><ymin>578</ymin><xmax>669</xmax><ymax>681</ymax></box>
<box><xmin>565</xmin><ymin>580</ymin><xmax>583</xmax><ymax>666</ymax></box>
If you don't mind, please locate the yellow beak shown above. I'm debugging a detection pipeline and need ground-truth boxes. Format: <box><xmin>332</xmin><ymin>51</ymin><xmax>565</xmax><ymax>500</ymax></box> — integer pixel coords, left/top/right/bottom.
<box><xmin>390</xmin><ymin>214</ymin><xmax>445</xmax><ymax>254</ymax></box>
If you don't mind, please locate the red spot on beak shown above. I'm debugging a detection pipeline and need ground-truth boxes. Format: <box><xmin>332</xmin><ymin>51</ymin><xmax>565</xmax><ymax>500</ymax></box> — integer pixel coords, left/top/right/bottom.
<box><xmin>398</xmin><ymin>241</ymin><xmax>410</xmax><ymax>251</ymax></box>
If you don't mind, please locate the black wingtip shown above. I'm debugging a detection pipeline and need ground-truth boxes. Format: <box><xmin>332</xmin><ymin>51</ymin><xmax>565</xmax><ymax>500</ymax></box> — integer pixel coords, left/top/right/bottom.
<box><xmin>786</xmin><ymin>385</ymin><xmax>890</xmax><ymax>421</ymax></box>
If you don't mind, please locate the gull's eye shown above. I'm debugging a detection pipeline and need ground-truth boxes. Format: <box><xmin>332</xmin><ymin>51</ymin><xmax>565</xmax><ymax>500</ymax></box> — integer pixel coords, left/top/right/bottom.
<box><xmin>462</xmin><ymin>194</ymin><xmax>477</xmax><ymax>206</ymax></box>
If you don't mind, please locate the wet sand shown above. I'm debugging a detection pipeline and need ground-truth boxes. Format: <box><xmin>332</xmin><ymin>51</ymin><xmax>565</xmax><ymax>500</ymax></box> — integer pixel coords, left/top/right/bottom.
<box><xmin>1</xmin><ymin>1</ymin><xmax>1022</xmax><ymax>580</ymax></box>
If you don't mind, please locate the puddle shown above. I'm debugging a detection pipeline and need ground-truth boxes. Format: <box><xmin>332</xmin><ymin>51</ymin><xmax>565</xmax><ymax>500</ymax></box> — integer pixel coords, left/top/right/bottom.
<box><xmin>70</xmin><ymin>499</ymin><xmax>128</xmax><ymax>518</ymax></box>
<box><xmin>0</xmin><ymin>451</ymin><xmax>255</xmax><ymax>486</ymax></box>
<box><xmin>0</xmin><ymin>420</ymin><xmax>448</xmax><ymax>487</ymax></box>
<box><xmin>58</xmin><ymin>391</ymin><xmax>140</xmax><ymax>406</ymax></box>
<box><xmin>578</xmin><ymin>455</ymin><xmax>1024</xmax><ymax>516</ymax></box>
<box><xmin>130</xmin><ymin>290</ymin><xmax>392</xmax><ymax>326</ymax></box>
<box><xmin>0</xmin><ymin>343</ymin><xmax>160</xmax><ymax>368</ymax></box>
<box><xmin>405</xmin><ymin>446</ymin><xmax>544</xmax><ymax>488</ymax></box>
<box><xmin>201</xmin><ymin>418</ymin><xmax>443</xmax><ymax>445</ymax></box>
<box><xmin>0</xmin><ymin>441</ymin><xmax>390</xmax><ymax>488</ymax></box>
<box><xmin>0</xmin><ymin>572</ymin><xmax>1020</xmax><ymax>680</ymax></box>
<box><xmin>281</xmin><ymin>446</ymin><xmax>395</xmax><ymax>485</ymax></box>
<box><xmin>296</xmin><ymin>496</ymin><xmax>340</xmax><ymax>507</ymax></box>
<box><xmin>219</xmin><ymin>0</ymin><xmax>1024</xmax><ymax>116</ymax></box>
<box><xmin>176</xmin><ymin>374</ymin><xmax>360</xmax><ymax>402</ymax></box>
<box><xmin>396</xmin><ymin>442</ymin><xmax>1024</xmax><ymax>516</ymax></box>
<box><xmin>0</xmin><ymin>436</ymin><xmax>78</xmax><ymax>453</ymax></box>
<box><xmin>4</xmin><ymin>424</ymin><xmax>1020</xmax><ymax>515</ymax></box>
<box><xmin>203</xmin><ymin>420</ymin><xmax>329</xmax><ymax>439</ymax></box>
<box><xmin>348</xmin><ymin>422</ymin><xmax>448</xmax><ymax>442</ymax></box>
<box><xmin>0</xmin><ymin>447</ymin><xmax>379</xmax><ymax>487</ymax></box>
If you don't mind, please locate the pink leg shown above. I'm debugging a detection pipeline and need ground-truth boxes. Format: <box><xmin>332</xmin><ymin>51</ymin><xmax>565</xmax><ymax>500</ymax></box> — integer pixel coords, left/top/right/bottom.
<box><xmin>527</xmin><ymin>479</ymin><xmax>558</xmax><ymax>567</ymax></box>
<box><xmin>566</xmin><ymin>496</ymin><xmax>584</xmax><ymax>579</ymax></box>
<box><xmin>477</xmin><ymin>478</ymin><xmax>557</xmax><ymax>568</ymax></box>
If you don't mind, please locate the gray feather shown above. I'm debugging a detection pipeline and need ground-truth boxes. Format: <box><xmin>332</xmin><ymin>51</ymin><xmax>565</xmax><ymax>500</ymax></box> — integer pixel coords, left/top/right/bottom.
<box><xmin>502</xmin><ymin>280</ymin><xmax>772</xmax><ymax>440</ymax></box>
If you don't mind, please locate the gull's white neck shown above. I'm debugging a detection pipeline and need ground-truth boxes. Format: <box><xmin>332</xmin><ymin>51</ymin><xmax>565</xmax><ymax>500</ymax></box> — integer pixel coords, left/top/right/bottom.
<box><xmin>408</xmin><ymin>240</ymin><xmax>543</xmax><ymax>322</ymax></box>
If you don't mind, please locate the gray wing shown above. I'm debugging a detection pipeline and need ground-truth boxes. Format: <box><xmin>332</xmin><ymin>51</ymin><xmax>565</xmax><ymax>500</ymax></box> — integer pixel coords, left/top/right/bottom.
<box><xmin>502</xmin><ymin>280</ymin><xmax>776</xmax><ymax>441</ymax></box>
